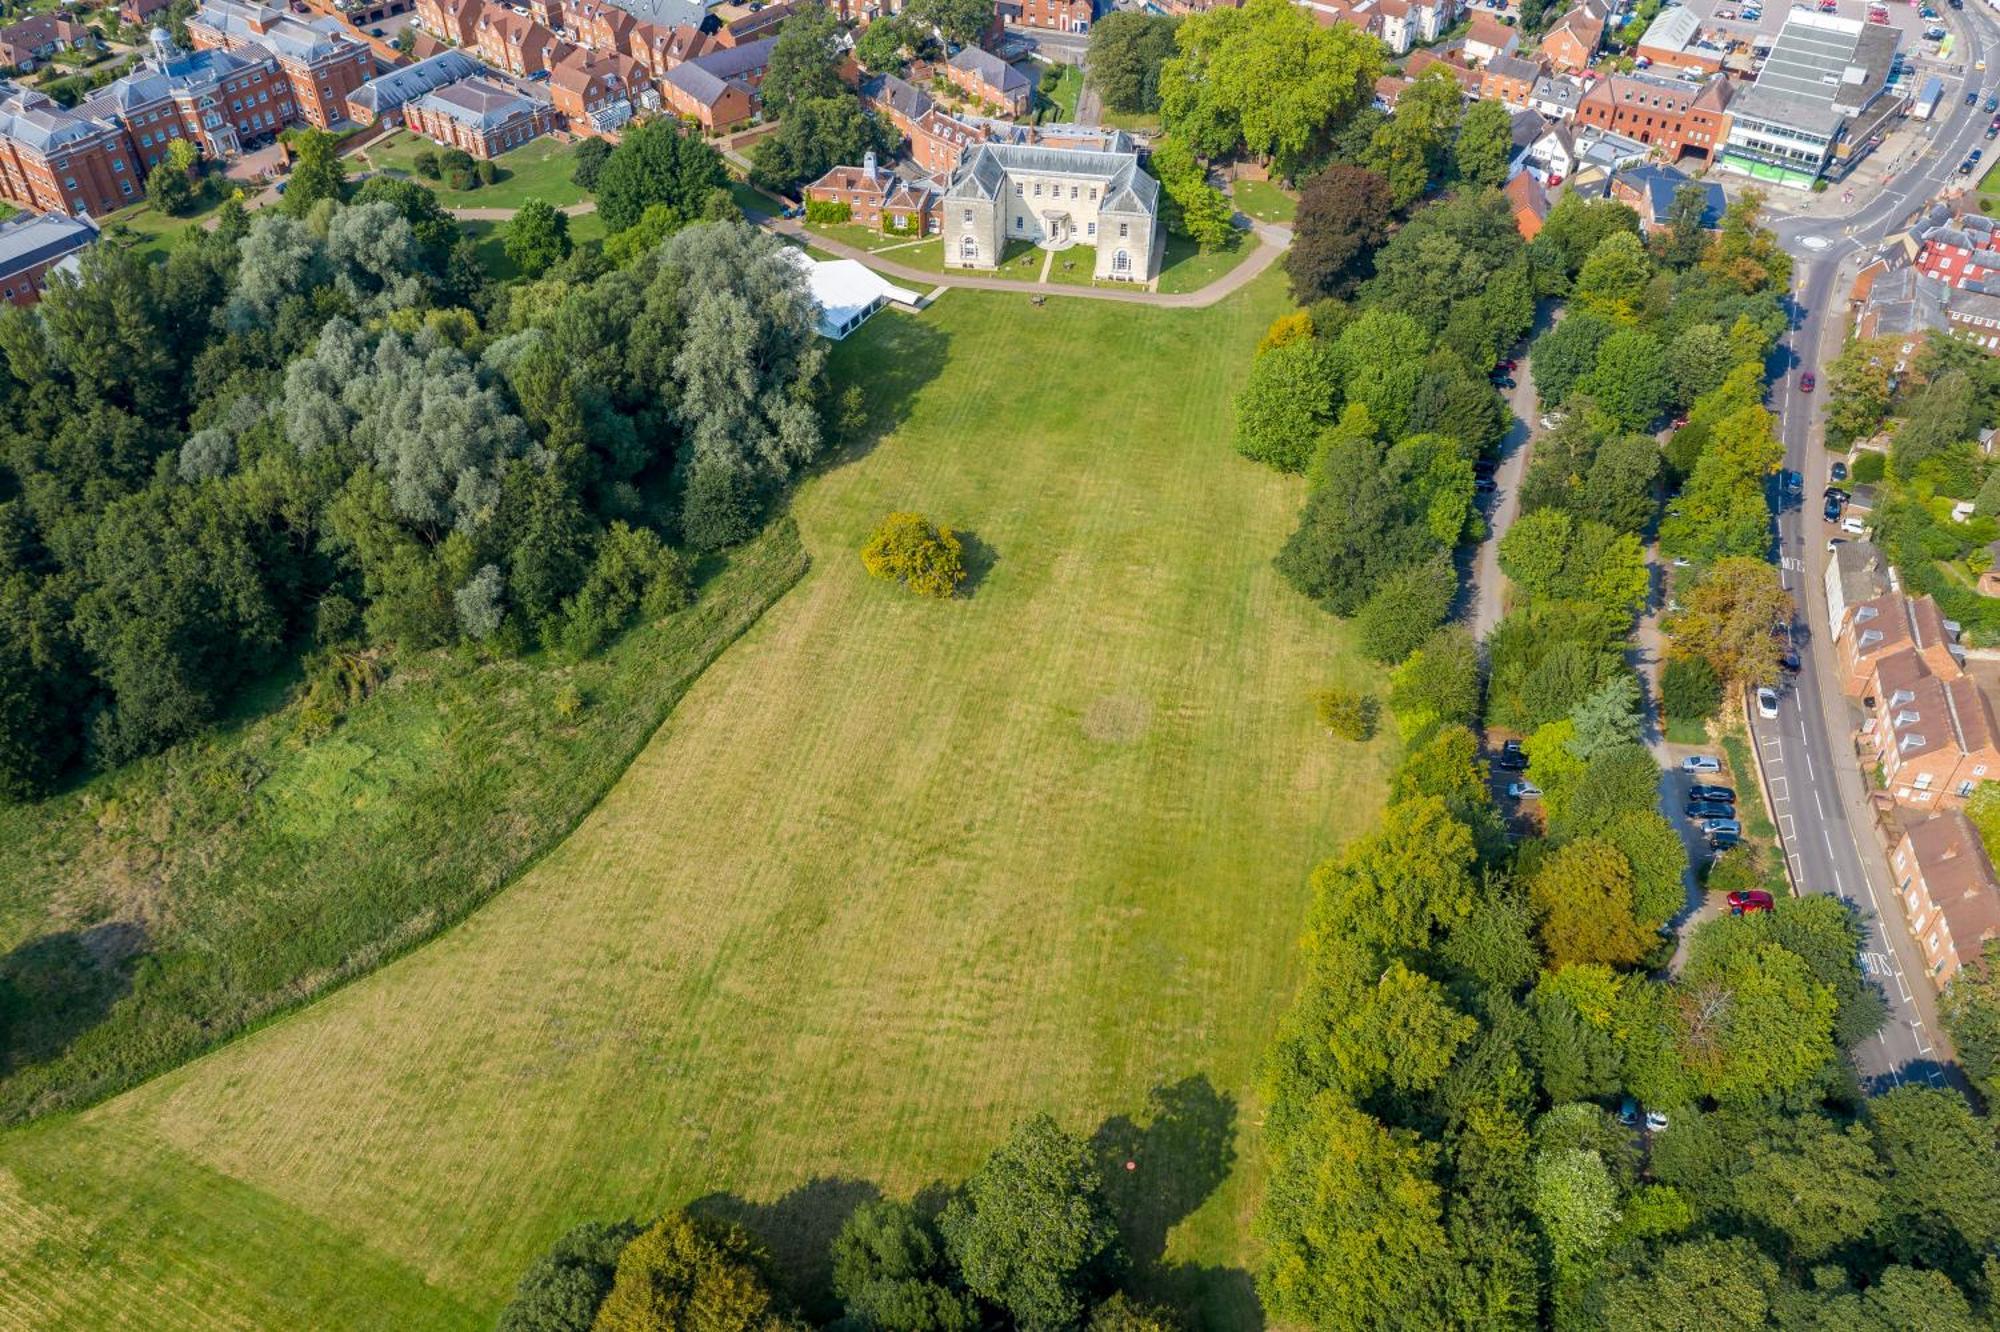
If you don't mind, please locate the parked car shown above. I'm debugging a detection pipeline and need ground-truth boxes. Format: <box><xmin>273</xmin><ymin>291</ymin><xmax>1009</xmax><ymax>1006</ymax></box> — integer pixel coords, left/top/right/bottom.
<box><xmin>1986</xmin><ymin>123</ymin><xmax>1997</xmax><ymax>139</ymax></box>
<box><xmin>1703</xmin><ymin>818</ymin><xmax>1743</xmax><ymax>840</ymax></box>
<box><xmin>1975</xmin><ymin>149</ymin><xmax>1986</xmax><ymax>164</ymax></box>
<box><xmin>1963</xmin><ymin>157</ymin><xmax>1979</xmax><ymax>175</ymax></box>
<box><xmin>1508</xmin><ymin>781</ymin><xmax>1543</xmax><ymax>799</ymax></box>
<box><xmin>1825</xmin><ymin>486</ymin><xmax>1849</xmax><ymax>502</ymax></box>
<box><xmin>1710</xmin><ymin>830</ymin><xmax>1741</xmax><ymax>851</ymax></box>
<box><xmin>1969</xmin><ymin>90</ymin><xmax>1981</xmax><ymax>106</ymax></box>
<box><xmin>1830</xmin><ymin>460</ymin><xmax>1848</xmax><ymax>482</ymax></box>
<box><xmin>1495</xmin><ymin>749</ymin><xmax>1529</xmax><ymax>772</ymax></box>
<box><xmin>1728</xmin><ymin>889</ymin><xmax>1776</xmax><ymax>914</ymax></box>
<box><xmin>1842</xmin><ymin>515</ymin><xmax>1868</xmax><ymax>535</ymax></box>
<box><xmin>1757</xmin><ymin>686</ymin><xmax>1781</xmax><ymax>719</ymax></box>
<box><xmin>1928</xmin><ymin>25</ymin><xmax>1950</xmax><ymax>38</ymax></box>
<box><xmin>1824</xmin><ymin>494</ymin><xmax>1844</xmax><ymax>521</ymax></box>
<box><xmin>1645</xmin><ymin>1109</ymin><xmax>1670</xmax><ymax>1132</ymax></box>
<box><xmin>1682</xmin><ymin>754</ymin><xmax>1723</xmax><ymax>774</ymax></box>
<box><xmin>1474</xmin><ymin>477</ymin><xmax>1498</xmax><ymax>494</ymax></box>
<box><xmin>1687</xmin><ymin>800</ymin><xmax>1736</xmax><ymax>820</ymax></box>
<box><xmin>1781</xmin><ymin>649</ymin><xmax>1801</xmax><ymax>673</ymax></box>
<box><xmin>1987</xmin><ymin>94</ymin><xmax>1998</xmax><ymax>112</ymax></box>
<box><xmin>1617</xmin><ymin>1097</ymin><xmax>1640</xmax><ymax>1127</ymax></box>
<box><xmin>1690</xmin><ymin>784</ymin><xmax>1735</xmax><ymax>804</ymax></box>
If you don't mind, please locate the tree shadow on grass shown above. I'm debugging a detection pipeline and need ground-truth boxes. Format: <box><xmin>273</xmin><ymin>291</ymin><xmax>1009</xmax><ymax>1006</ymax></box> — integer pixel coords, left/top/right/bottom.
<box><xmin>1090</xmin><ymin>1074</ymin><xmax>1262</xmax><ymax>1331</ymax></box>
<box><xmin>0</xmin><ymin>921</ymin><xmax>147</xmax><ymax>1076</ymax></box>
<box><xmin>822</xmin><ymin>311</ymin><xmax>952</xmax><ymax>469</ymax></box>
<box><xmin>688</xmin><ymin>1174</ymin><xmax>883</xmax><ymax>1321</ymax></box>
<box><xmin>955</xmin><ymin>529</ymin><xmax>998</xmax><ymax>598</ymax></box>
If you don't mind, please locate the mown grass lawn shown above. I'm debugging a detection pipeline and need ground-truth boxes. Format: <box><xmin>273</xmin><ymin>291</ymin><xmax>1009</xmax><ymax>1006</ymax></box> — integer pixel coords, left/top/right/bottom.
<box><xmin>362</xmin><ymin>130</ymin><xmax>591</xmax><ymax>211</ymax></box>
<box><xmin>0</xmin><ymin>268</ymin><xmax>1392</xmax><ymax>1330</ymax></box>
<box><xmin>461</xmin><ymin>210</ymin><xmax>609</xmax><ymax>281</ymax></box>
<box><xmin>1230</xmin><ymin>178</ymin><xmax>1297</xmax><ymax>224</ymax></box>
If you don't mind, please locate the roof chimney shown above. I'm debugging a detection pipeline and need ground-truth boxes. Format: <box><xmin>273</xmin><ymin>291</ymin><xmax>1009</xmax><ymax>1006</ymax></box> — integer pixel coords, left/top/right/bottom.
<box><xmin>863</xmin><ymin>149</ymin><xmax>878</xmax><ymax>183</ymax></box>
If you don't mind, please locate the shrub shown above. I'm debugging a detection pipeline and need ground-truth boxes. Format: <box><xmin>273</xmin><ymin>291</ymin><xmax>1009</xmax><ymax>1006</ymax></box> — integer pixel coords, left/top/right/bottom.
<box><xmin>412</xmin><ymin>146</ymin><xmax>439</xmax><ymax>179</ymax></box>
<box><xmin>1661</xmin><ymin>655</ymin><xmax>1721</xmax><ymax>725</ymax></box>
<box><xmin>860</xmin><ymin>512</ymin><xmax>966</xmax><ymax>598</ymax></box>
<box><xmin>1315</xmin><ymin>687</ymin><xmax>1379</xmax><ymax>741</ymax></box>
<box><xmin>1849</xmin><ymin>451</ymin><xmax>1886</xmax><ymax>484</ymax></box>
<box><xmin>553</xmin><ymin>683</ymin><xmax>584</xmax><ymax>721</ymax></box>
<box><xmin>680</xmin><ymin>457</ymin><xmax>759</xmax><ymax>552</ymax></box>
<box><xmin>804</xmin><ymin>198</ymin><xmax>852</xmax><ymax>224</ymax></box>
<box><xmin>477</xmin><ymin>158</ymin><xmax>498</xmax><ymax>185</ymax></box>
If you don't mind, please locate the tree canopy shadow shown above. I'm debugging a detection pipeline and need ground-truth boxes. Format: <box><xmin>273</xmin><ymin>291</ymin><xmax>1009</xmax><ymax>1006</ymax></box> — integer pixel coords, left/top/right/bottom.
<box><xmin>954</xmin><ymin>529</ymin><xmax>998</xmax><ymax>598</ymax></box>
<box><xmin>1090</xmin><ymin>1075</ymin><xmax>1240</xmax><ymax>1275</ymax></box>
<box><xmin>688</xmin><ymin>1174</ymin><xmax>882</xmax><ymax>1321</ymax></box>
<box><xmin>822</xmin><ymin>312</ymin><xmax>953</xmax><ymax>469</ymax></box>
<box><xmin>0</xmin><ymin>921</ymin><xmax>146</xmax><ymax>1076</ymax></box>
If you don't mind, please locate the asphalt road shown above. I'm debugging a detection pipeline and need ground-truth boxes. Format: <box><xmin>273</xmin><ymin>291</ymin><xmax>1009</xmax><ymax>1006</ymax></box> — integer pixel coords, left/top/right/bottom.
<box><xmin>1740</xmin><ymin>7</ymin><xmax>2000</xmax><ymax>1089</ymax></box>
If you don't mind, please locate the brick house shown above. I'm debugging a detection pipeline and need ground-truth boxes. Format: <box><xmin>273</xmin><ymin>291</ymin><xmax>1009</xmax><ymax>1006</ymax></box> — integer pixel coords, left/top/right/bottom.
<box><xmin>0</xmin><ymin>16</ymin><xmax>93</xmax><ymax>73</ymax></box>
<box><xmin>628</xmin><ymin>22</ymin><xmax>720</xmax><ymax>73</ymax></box>
<box><xmin>1537</xmin><ymin>2</ymin><xmax>1606</xmax><ymax>74</ymax></box>
<box><xmin>805</xmin><ymin>152</ymin><xmax>939</xmax><ymax>233</ymax></box>
<box><xmin>863</xmin><ymin>72</ymin><xmax>985</xmax><ymax>173</ymax></box>
<box><xmin>472</xmin><ymin>8</ymin><xmax>566</xmax><ymax>76</ymax></box>
<box><xmin>1835</xmin><ymin>592</ymin><xmax>1961</xmax><ymax>697</ymax></box>
<box><xmin>1863</xmin><ymin>647</ymin><xmax>2000</xmax><ymax>808</ymax></box>
<box><xmin>1892</xmin><ymin>812</ymin><xmax>2000</xmax><ymax>983</ymax></box>
<box><xmin>0</xmin><ymin>211</ymin><xmax>94</xmax><ymax>305</ymax></box>
<box><xmin>660</xmin><ymin>38</ymin><xmax>772</xmax><ymax>131</ymax></box>
<box><xmin>1574</xmin><ymin>70</ymin><xmax>1732</xmax><ymax>162</ymax></box>
<box><xmin>1480</xmin><ymin>53</ymin><xmax>1545</xmax><ymax>109</ymax></box>
<box><xmin>90</xmin><ymin>37</ymin><xmax>292</xmax><ymax>167</ymax></box>
<box><xmin>121</xmin><ymin>0</ymin><xmax>176</xmax><ymax>24</ymax></box>
<box><xmin>548</xmin><ymin>48</ymin><xmax>650</xmax><ymax>131</ymax></box>
<box><xmin>416</xmin><ymin>0</ymin><xmax>484</xmax><ymax>46</ymax></box>
<box><xmin>186</xmin><ymin>0</ymin><xmax>377</xmax><ymax>131</ymax></box>
<box><xmin>1462</xmin><ymin>12</ymin><xmax>1518</xmax><ymax>65</ymax></box>
<box><xmin>946</xmin><ymin>46</ymin><xmax>1029</xmax><ymax>116</ymax></box>
<box><xmin>1001</xmin><ymin>0</ymin><xmax>1095</xmax><ymax>34</ymax></box>
<box><xmin>405</xmin><ymin>75</ymin><xmax>554</xmax><ymax>156</ymax></box>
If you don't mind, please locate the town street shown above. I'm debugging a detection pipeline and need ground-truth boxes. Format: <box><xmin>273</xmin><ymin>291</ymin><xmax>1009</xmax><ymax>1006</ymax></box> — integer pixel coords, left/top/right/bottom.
<box><xmin>1741</xmin><ymin>1</ymin><xmax>2000</xmax><ymax>1088</ymax></box>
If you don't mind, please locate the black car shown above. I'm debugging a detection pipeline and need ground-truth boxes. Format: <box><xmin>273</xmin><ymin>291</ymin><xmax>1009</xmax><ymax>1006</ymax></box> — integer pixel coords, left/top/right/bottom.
<box><xmin>1474</xmin><ymin>477</ymin><xmax>1498</xmax><ymax>494</ymax></box>
<box><xmin>1687</xmin><ymin>800</ymin><xmax>1736</xmax><ymax>821</ymax></box>
<box><xmin>1824</xmin><ymin>494</ymin><xmax>1844</xmax><ymax>521</ymax></box>
<box><xmin>1830</xmin><ymin>460</ymin><xmax>1848</xmax><ymax>482</ymax></box>
<box><xmin>1824</xmin><ymin>486</ymin><xmax>1850</xmax><ymax>503</ymax></box>
<box><xmin>1709</xmin><ymin>831</ymin><xmax>1741</xmax><ymax>851</ymax></box>
<box><xmin>1689</xmin><ymin>784</ymin><xmax>1735</xmax><ymax>804</ymax></box>
<box><xmin>1495</xmin><ymin>751</ymin><xmax>1529</xmax><ymax>772</ymax></box>
<box><xmin>1781</xmin><ymin>650</ymin><xmax>1801</xmax><ymax>673</ymax></box>
<box><xmin>1969</xmin><ymin>91</ymin><xmax>1980</xmax><ymax>106</ymax></box>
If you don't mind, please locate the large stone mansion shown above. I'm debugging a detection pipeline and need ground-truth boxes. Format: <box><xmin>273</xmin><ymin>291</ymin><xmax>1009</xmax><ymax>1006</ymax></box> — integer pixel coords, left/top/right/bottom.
<box><xmin>942</xmin><ymin>140</ymin><xmax>1162</xmax><ymax>284</ymax></box>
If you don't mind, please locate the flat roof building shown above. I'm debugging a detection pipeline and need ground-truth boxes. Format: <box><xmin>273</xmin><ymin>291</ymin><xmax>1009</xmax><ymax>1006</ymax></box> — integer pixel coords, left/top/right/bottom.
<box><xmin>1720</xmin><ymin>11</ymin><xmax>1900</xmax><ymax>187</ymax></box>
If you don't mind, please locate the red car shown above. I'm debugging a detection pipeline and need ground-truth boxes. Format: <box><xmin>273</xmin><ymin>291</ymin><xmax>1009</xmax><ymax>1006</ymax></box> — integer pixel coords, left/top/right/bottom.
<box><xmin>1727</xmin><ymin>890</ymin><xmax>1775</xmax><ymax>914</ymax></box>
<box><xmin>1800</xmin><ymin>371</ymin><xmax>1816</xmax><ymax>392</ymax></box>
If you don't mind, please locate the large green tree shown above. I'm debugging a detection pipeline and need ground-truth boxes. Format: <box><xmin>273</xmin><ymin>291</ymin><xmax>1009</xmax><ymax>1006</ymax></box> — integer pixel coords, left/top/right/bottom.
<box><xmin>596</xmin><ymin>119</ymin><xmax>729</xmax><ymax>233</ymax></box>
<box><xmin>1087</xmin><ymin>12</ymin><xmax>1179</xmax><ymax>113</ymax></box>
<box><xmin>760</xmin><ymin>3</ymin><xmax>845</xmax><ymax>117</ymax></box>
<box><xmin>940</xmin><ymin>1115</ymin><xmax>1122</xmax><ymax>1332</ymax></box>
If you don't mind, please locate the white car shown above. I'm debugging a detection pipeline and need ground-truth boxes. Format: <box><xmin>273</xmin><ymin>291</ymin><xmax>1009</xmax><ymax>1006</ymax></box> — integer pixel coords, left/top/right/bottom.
<box><xmin>1681</xmin><ymin>754</ymin><xmax>1722</xmax><ymax>774</ymax></box>
<box><xmin>1757</xmin><ymin>686</ymin><xmax>1780</xmax><ymax>719</ymax></box>
<box><xmin>1645</xmin><ymin>1109</ymin><xmax>1670</xmax><ymax>1132</ymax></box>
<box><xmin>1508</xmin><ymin>781</ymin><xmax>1543</xmax><ymax>799</ymax></box>
<box><xmin>1841</xmin><ymin>515</ymin><xmax>1868</xmax><ymax>535</ymax></box>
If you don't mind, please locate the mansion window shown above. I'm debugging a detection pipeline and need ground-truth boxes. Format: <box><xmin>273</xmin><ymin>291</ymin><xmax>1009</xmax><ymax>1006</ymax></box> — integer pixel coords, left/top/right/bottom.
<box><xmin>1113</xmin><ymin>249</ymin><xmax>1129</xmax><ymax>272</ymax></box>
<box><xmin>1118</xmin><ymin>222</ymin><xmax>1127</xmax><ymax>237</ymax></box>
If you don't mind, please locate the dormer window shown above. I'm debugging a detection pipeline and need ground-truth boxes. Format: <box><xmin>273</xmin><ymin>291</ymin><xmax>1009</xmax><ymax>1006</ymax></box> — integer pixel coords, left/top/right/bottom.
<box><xmin>1901</xmin><ymin>734</ymin><xmax>1926</xmax><ymax>751</ymax></box>
<box><xmin>1892</xmin><ymin>689</ymin><xmax>1915</xmax><ymax>707</ymax></box>
<box><xmin>1896</xmin><ymin>710</ymin><xmax>1920</xmax><ymax>726</ymax></box>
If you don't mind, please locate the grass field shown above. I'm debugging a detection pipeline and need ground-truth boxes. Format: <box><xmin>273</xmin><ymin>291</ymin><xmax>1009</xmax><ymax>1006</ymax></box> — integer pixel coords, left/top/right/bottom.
<box><xmin>362</xmin><ymin>131</ymin><xmax>591</xmax><ymax>211</ymax></box>
<box><xmin>460</xmin><ymin>211</ymin><xmax>610</xmax><ymax>281</ymax></box>
<box><xmin>0</xmin><ymin>269</ymin><xmax>1393</xmax><ymax>1329</ymax></box>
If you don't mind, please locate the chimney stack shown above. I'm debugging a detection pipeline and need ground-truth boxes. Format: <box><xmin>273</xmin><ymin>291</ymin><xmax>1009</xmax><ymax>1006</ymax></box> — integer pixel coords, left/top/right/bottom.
<box><xmin>863</xmin><ymin>149</ymin><xmax>878</xmax><ymax>183</ymax></box>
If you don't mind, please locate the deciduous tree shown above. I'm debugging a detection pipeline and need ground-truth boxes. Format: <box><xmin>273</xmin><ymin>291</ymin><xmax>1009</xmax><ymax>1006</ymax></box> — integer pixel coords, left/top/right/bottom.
<box><xmin>1284</xmin><ymin>163</ymin><xmax>1391</xmax><ymax>302</ymax></box>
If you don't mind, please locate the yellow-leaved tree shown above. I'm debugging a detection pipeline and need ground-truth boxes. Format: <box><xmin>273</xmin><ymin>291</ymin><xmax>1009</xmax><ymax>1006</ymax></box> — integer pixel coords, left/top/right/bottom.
<box><xmin>859</xmin><ymin>512</ymin><xmax>966</xmax><ymax>599</ymax></box>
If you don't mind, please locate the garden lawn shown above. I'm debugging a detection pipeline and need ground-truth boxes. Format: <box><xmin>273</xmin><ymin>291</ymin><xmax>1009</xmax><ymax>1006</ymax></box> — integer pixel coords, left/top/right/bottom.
<box><xmin>1155</xmin><ymin>233</ymin><xmax>1255</xmax><ymax>295</ymax></box>
<box><xmin>1229</xmin><ymin>179</ymin><xmax>1297</xmax><ymax>224</ymax></box>
<box><xmin>0</xmin><ymin>268</ymin><xmax>1393</xmax><ymax>1328</ymax></box>
<box><xmin>362</xmin><ymin>130</ymin><xmax>591</xmax><ymax>211</ymax></box>
<box><xmin>462</xmin><ymin>211</ymin><xmax>608</xmax><ymax>281</ymax></box>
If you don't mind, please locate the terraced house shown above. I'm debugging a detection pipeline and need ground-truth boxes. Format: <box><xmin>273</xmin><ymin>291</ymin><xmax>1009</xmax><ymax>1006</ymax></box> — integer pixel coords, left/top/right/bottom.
<box><xmin>943</xmin><ymin>140</ymin><xmax>1160</xmax><ymax>281</ymax></box>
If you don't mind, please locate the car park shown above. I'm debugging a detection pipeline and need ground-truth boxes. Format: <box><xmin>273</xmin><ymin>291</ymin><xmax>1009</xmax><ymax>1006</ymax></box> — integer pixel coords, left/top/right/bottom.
<box><xmin>1508</xmin><ymin>781</ymin><xmax>1542</xmax><ymax>799</ymax></box>
<box><xmin>1687</xmin><ymin>800</ymin><xmax>1736</xmax><ymax>820</ymax></box>
<box><xmin>1690</xmin><ymin>784</ymin><xmax>1735</xmax><ymax>804</ymax></box>
<box><xmin>1757</xmin><ymin>686</ymin><xmax>1781</xmax><ymax>719</ymax></box>
<box><xmin>1727</xmin><ymin>889</ymin><xmax>1776</xmax><ymax>914</ymax></box>
<box><xmin>1682</xmin><ymin>754</ymin><xmax>1722</xmax><ymax>774</ymax></box>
